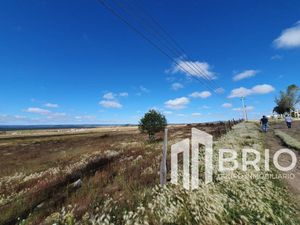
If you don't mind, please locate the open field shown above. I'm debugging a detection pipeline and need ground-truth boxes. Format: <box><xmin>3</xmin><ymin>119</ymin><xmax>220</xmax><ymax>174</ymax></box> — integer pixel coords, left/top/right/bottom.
<box><xmin>0</xmin><ymin>122</ymin><xmax>234</xmax><ymax>225</ymax></box>
<box><xmin>1</xmin><ymin>121</ymin><xmax>299</xmax><ymax>224</ymax></box>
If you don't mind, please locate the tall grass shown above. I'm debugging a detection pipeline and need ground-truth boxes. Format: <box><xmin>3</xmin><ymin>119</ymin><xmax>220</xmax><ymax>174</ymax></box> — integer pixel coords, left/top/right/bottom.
<box><xmin>41</xmin><ymin>123</ymin><xmax>298</xmax><ymax>225</ymax></box>
<box><xmin>274</xmin><ymin>129</ymin><xmax>300</xmax><ymax>150</ymax></box>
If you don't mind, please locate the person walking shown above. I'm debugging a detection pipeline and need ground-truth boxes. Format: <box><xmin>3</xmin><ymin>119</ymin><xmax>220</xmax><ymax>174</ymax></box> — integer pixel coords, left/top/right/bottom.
<box><xmin>260</xmin><ymin>115</ymin><xmax>269</xmax><ymax>132</ymax></box>
<box><xmin>285</xmin><ymin>114</ymin><xmax>292</xmax><ymax>128</ymax></box>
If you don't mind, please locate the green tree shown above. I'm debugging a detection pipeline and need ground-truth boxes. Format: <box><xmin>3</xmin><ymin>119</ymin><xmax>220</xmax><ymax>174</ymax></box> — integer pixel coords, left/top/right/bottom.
<box><xmin>273</xmin><ymin>84</ymin><xmax>300</xmax><ymax>115</ymax></box>
<box><xmin>139</xmin><ymin>110</ymin><xmax>167</xmax><ymax>141</ymax></box>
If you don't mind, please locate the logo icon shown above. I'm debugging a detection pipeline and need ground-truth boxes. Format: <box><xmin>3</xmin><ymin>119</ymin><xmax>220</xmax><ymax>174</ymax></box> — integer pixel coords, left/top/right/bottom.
<box><xmin>171</xmin><ymin>128</ymin><xmax>213</xmax><ymax>190</ymax></box>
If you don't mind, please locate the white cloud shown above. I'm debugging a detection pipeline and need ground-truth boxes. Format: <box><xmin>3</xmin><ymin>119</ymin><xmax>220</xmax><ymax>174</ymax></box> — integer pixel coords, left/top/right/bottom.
<box><xmin>274</xmin><ymin>21</ymin><xmax>300</xmax><ymax>49</ymax></box>
<box><xmin>119</xmin><ymin>92</ymin><xmax>128</xmax><ymax>97</ymax></box>
<box><xmin>228</xmin><ymin>87</ymin><xmax>253</xmax><ymax>98</ymax></box>
<box><xmin>0</xmin><ymin>114</ymin><xmax>28</xmax><ymax>123</ymax></box>
<box><xmin>103</xmin><ymin>92</ymin><xmax>115</xmax><ymax>100</ymax></box>
<box><xmin>25</xmin><ymin>107</ymin><xmax>50</xmax><ymax>115</ymax></box>
<box><xmin>271</xmin><ymin>54</ymin><xmax>282</xmax><ymax>60</ymax></box>
<box><xmin>136</xmin><ymin>86</ymin><xmax>150</xmax><ymax>96</ymax></box>
<box><xmin>214</xmin><ymin>87</ymin><xmax>225</xmax><ymax>94</ymax></box>
<box><xmin>222</xmin><ymin>103</ymin><xmax>233</xmax><ymax>108</ymax></box>
<box><xmin>101</xmin><ymin>92</ymin><xmax>127</xmax><ymax>107</ymax></box>
<box><xmin>233</xmin><ymin>106</ymin><xmax>254</xmax><ymax>111</ymax></box>
<box><xmin>192</xmin><ymin>112</ymin><xmax>202</xmax><ymax>117</ymax></box>
<box><xmin>25</xmin><ymin>107</ymin><xmax>69</xmax><ymax>120</ymax></box>
<box><xmin>233</xmin><ymin>70</ymin><xmax>259</xmax><ymax>81</ymax></box>
<box><xmin>251</xmin><ymin>84</ymin><xmax>275</xmax><ymax>94</ymax></box>
<box><xmin>99</xmin><ymin>100</ymin><xmax>122</xmax><ymax>108</ymax></box>
<box><xmin>169</xmin><ymin>59</ymin><xmax>217</xmax><ymax>80</ymax></box>
<box><xmin>139</xmin><ymin>86</ymin><xmax>149</xmax><ymax>93</ymax></box>
<box><xmin>163</xmin><ymin>111</ymin><xmax>173</xmax><ymax>115</ymax></box>
<box><xmin>165</xmin><ymin>97</ymin><xmax>190</xmax><ymax>110</ymax></box>
<box><xmin>45</xmin><ymin>103</ymin><xmax>59</xmax><ymax>108</ymax></box>
<box><xmin>171</xmin><ymin>82</ymin><xmax>184</xmax><ymax>91</ymax></box>
<box><xmin>228</xmin><ymin>84</ymin><xmax>275</xmax><ymax>98</ymax></box>
<box><xmin>104</xmin><ymin>92</ymin><xmax>128</xmax><ymax>99</ymax></box>
<box><xmin>190</xmin><ymin>91</ymin><xmax>212</xmax><ymax>99</ymax></box>
<box><xmin>202</xmin><ymin>105</ymin><xmax>211</xmax><ymax>109</ymax></box>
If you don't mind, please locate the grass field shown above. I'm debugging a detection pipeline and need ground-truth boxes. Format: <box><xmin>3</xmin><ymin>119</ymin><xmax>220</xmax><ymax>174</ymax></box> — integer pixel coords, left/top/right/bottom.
<box><xmin>0</xmin><ymin>122</ymin><xmax>232</xmax><ymax>224</ymax></box>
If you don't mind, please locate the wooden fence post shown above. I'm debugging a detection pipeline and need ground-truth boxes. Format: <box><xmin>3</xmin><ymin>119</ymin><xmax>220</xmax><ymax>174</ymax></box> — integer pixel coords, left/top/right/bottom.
<box><xmin>160</xmin><ymin>128</ymin><xmax>168</xmax><ymax>186</ymax></box>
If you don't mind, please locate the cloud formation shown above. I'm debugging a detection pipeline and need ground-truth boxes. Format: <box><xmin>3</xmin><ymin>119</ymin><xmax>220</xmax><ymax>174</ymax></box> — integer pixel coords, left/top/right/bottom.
<box><xmin>25</xmin><ymin>107</ymin><xmax>50</xmax><ymax>115</ymax></box>
<box><xmin>99</xmin><ymin>100</ymin><xmax>122</xmax><ymax>108</ymax></box>
<box><xmin>214</xmin><ymin>87</ymin><xmax>225</xmax><ymax>94</ymax></box>
<box><xmin>228</xmin><ymin>84</ymin><xmax>275</xmax><ymax>98</ymax></box>
<box><xmin>274</xmin><ymin>21</ymin><xmax>300</xmax><ymax>49</ymax></box>
<box><xmin>119</xmin><ymin>92</ymin><xmax>129</xmax><ymax>97</ymax></box>
<box><xmin>171</xmin><ymin>82</ymin><xmax>184</xmax><ymax>91</ymax></box>
<box><xmin>139</xmin><ymin>86</ymin><xmax>149</xmax><ymax>93</ymax></box>
<box><xmin>189</xmin><ymin>91</ymin><xmax>212</xmax><ymax>99</ymax></box>
<box><xmin>163</xmin><ymin>111</ymin><xmax>173</xmax><ymax>115</ymax></box>
<box><xmin>191</xmin><ymin>112</ymin><xmax>202</xmax><ymax>117</ymax></box>
<box><xmin>233</xmin><ymin>70</ymin><xmax>259</xmax><ymax>81</ymax></box>
<box><xmin>0</xmin><ymin>114</ymin><xmax>28</xmax><ymax>124</ymax></box>
<box><xmin>103</xmin><ymin>92</ymin><xmax>115</xmax><ymax>100</ymax></box>
<box><xmin>170</xmin><ymin>60</ymin><xmax>216</xmax><ymax>80</ymax></box>
<box><xmin>45</xmin><ymin>103</ymin><xmax>59</xmax><ymax>108</ymax></box>
<box><xmin>270</xmin><ymin>54</ymin><xmax>282</xmax><ymax>60</ymax></box>
<box><xmin>222</xmin><ymin>103</ymin><xmax>233</xmax><ymax>108</ymax></box>
<box><xmin>165</xmin><ymin>97</ymin><xmax>190</xmax><ymax>110</ymax></box>
<box><xmin>100</xmin><ymin>91</ymin><xmax>128</xmax><ymax>108</ymax></box>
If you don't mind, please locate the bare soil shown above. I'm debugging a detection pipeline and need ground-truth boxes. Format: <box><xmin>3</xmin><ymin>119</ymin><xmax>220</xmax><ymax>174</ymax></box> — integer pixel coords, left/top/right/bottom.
<box><xmin>264</xmin><ymin>120</ymin><xmax>300</xmax><ymax>211</ymax></box>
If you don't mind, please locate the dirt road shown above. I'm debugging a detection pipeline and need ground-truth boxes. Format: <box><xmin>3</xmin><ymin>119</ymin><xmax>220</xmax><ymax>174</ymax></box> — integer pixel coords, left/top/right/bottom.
<box><xmin>264</xmin><ymin>121</ymin><xmax>300</xmax><ymax>211</ymax></box>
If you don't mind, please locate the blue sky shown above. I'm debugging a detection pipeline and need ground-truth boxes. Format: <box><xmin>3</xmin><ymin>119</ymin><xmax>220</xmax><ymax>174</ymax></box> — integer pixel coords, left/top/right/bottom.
<box><xmin>0</xmin><ymin>0</ymin><xmax>300</xmax><ymax>125</ymax></box>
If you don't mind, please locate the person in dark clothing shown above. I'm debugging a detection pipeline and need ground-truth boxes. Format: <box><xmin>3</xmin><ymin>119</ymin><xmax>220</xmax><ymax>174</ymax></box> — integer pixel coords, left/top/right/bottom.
<box><xmin>260</xmin><ymin>115</ymin><xmax>269</xmax><ymax>132</ymax></box>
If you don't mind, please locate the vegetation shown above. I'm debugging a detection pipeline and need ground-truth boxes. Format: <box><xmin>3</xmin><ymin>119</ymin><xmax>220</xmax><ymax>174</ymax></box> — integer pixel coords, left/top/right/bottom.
<box><xmin>30</xmin><ymin>123</ymin><xmax>298</xmax><ymax>225</ymax></box>
<box><xmin>273</xmin><ymin>84</ymin><xmax>300</xmax><ymax>115</ymax></box>
<box><xmin>138</xmin><ymin>110</ymin><xmax>167</xmax><ymax>141</ymax></box>
<box><xmin>0</xmin><ymin>122</ymin><xmax>239</xmax><ymax>224</ymax></box>
<box><xmin>274</xmin><ymin>129</ymin><xmax>300</xmax><ymax>150</ymax></box>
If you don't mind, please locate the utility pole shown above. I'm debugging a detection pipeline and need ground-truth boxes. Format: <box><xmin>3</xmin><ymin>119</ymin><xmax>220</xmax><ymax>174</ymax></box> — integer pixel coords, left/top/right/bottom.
<box><xmin>241</xmin><ymin>97</ymin><xmax>248</xmax><ymax>121</ymax></box>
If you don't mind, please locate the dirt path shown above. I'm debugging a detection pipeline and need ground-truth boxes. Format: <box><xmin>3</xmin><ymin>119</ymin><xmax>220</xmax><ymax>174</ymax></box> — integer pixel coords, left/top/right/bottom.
<box><xmin>264</xmin><ymin>122</ymin><xmax>300</xmax><ymax>211</ymax></box>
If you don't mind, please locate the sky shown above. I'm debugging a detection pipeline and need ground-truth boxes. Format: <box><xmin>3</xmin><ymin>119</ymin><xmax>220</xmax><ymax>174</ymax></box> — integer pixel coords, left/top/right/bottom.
<box><xmin>0</xmin><ymin>0</ymin><xmax>300</xmax><ymax>125</ymax></box>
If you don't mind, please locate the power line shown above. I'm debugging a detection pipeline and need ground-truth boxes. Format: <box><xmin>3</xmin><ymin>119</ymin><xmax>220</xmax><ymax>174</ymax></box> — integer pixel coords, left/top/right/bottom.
<box><xmin>118</xmin><ymin>0</ymin><xmax>222</xmax><ymax>91</ymax></box>
<box><xmin>96</xmin><ymin>0</ymin><xmax>220</xmax><ymax>94</ymax></box>
<box><xmin>123</xmin><ymin>0</ymin><xmax>221</xmax><ymax>90</ymax></box>
<box><xmin>96</xmin><ymin>0</ymin><xmax>239</xmax><ymax>110</ymax></box>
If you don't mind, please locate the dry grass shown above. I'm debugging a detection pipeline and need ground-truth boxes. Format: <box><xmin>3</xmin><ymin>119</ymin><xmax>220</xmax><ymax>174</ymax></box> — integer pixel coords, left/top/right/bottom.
<box><xmin>39</xmin><ymin>122</ymin><xmax>298</xmax><ymax>225</ymax></box>
<box><xmin>0</xmin><ymin>122</ymin><xmax>238</xmax><ymax>224</ymax></box>
<box><xmin>274</xmin><ymin>129</ymin><xmax>300</xmax><ymax>150</ymax></box>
